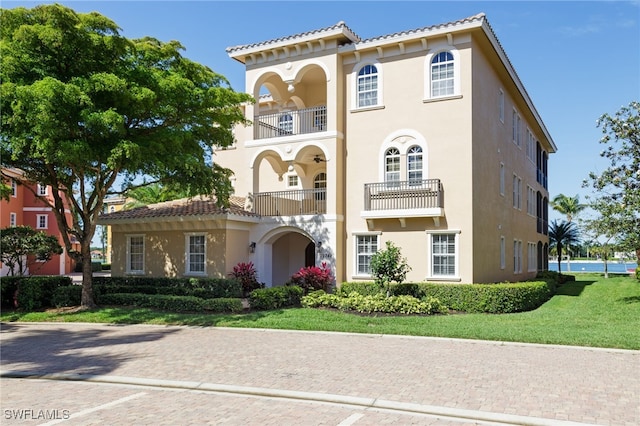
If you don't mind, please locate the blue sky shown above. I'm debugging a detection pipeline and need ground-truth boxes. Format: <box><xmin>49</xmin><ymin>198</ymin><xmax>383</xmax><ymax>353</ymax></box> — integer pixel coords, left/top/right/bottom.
<box><xmin>4</xmin><ymin>1</ymin><xmax>640</xmax><ymax>226</ymax></box>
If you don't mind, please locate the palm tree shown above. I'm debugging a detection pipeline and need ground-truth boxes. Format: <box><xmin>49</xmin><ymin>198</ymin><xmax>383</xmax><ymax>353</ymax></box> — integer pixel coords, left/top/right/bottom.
<box><xmin>550</xmin><ymin>194</ymin><xmax>586</xmax><ymax>223</ymax></box>
<box><xmin>548</xmin><ymin>219</ymin><xmax>580</xmax><ymax>274</ymax></box>
<box><xmin>124</xmin><ymin>183</ymin><xmax>190</xmax><ymax>210</ymax></box>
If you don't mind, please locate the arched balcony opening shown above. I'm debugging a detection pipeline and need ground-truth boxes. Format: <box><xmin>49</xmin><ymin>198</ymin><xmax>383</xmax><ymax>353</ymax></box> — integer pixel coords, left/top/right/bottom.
<box><xmin>252</xmin><ymin>65</ymin><xmax>328</xmax><ymax>140</ymax></box>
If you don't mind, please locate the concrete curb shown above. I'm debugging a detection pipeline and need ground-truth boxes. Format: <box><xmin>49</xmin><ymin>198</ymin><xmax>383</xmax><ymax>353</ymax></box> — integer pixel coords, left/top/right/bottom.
<box><xmin>1</xmin><ymin>370</ymin><xmax>594</xmax><ymax>426</ymax></box>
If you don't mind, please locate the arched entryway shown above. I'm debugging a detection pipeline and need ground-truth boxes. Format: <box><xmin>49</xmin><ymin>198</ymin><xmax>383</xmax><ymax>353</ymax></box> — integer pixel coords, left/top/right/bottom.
<box><xmin>269</xmin><ymin>231</ymin><xmax>315</xmax><ymax>286</ymax></box>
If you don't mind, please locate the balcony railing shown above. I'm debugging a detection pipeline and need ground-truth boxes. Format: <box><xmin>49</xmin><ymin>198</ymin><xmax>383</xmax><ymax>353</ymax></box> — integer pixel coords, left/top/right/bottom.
<box><xmin>253</xmin><ymin>188</ymin><xmax>326</xmax><ymax>216</ymax></box>
<box><xmin>364</xmin><ymin>179</ymin><xmax>443</xmax><ymax>211</ymax></box>
<box><xmin>254</xmin><ymin>106</ymin><xmax>327</xmax><ymax>140</ymax></box>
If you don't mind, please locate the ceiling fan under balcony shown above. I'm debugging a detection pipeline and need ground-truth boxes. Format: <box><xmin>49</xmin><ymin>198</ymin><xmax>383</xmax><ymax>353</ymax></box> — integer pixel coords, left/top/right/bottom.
<box><xmin>313</xmin><ymin>155</ymin><xmax>327</xmax><ymax>163</ymax></box>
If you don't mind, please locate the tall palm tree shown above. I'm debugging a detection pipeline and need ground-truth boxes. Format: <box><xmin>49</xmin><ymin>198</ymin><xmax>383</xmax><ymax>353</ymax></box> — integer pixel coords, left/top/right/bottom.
<box><xmin>123</xmin><ymin>183</ymin><xmax>190</xmax><ymax>210</ymax></box>
<box><xmin>550</xmin><ymin>194</ymin><xmax>586</xmax><ymax>223</ymax></box>
<box><xmin>549</xmin><ymin>219</ymin><xmax>580</xmax><ymax>274</ymax></box>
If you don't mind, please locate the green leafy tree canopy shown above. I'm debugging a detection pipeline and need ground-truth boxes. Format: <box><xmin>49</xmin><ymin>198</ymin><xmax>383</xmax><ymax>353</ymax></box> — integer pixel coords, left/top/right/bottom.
<box><xmin>370</xmin><ymin>241</ymin><xmax>411</xmax><ymax>296</ymax></box>
<box><xmin>583</xmin><ymin>101</ymin><xmax>639</xmax><ymax>261</ymax></box>
<box><xmin>0</xmin><ymin>5</ymin><xmax>253</xmax><ymax>307</ymax></box>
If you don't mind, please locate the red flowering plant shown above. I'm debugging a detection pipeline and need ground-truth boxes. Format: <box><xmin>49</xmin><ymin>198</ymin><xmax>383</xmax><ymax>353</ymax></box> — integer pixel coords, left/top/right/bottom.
<box><xmin>288</xmin><ymin>262</ymin><xmax>334</xmax><ymax>294</ymax></box>
<box><xmin>229</xmin><ymin>262</ymin><xmax>263</xmax><ymax>297</ymax></box>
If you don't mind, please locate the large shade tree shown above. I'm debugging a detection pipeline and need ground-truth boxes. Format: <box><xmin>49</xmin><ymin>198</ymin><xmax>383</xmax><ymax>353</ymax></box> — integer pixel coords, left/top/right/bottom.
<box><xmin>583</xmin><ymin>101</ymin><xmax>639</xmax><ymax>262</ymax></box>
<box><xmin>0</xmin><ymin>226</ymin><xmax>63</xmax><ymax>276</ymax></box>
<box><xmin>0</xmin><ymin>5</ymin><xmax>252</xmax><ymax>307</ymax></box>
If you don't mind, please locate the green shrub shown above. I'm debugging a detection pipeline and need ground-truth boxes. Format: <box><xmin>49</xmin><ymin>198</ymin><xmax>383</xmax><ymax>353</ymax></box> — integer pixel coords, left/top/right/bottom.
<box><xmin>336</xmin><ymin>282</ymin><xmax>382</xmax><ymax>297</ymax></box>
<box><xmin>1</xmin><ymin>276</ymin><xmax>73</xmax><ymax>311</ymax></box>
<box><xmin>101</xmin><ymin>263</ymin><xmax>111</xmax><ymax>271</ymax></box>
<box><xmin>202</xmin><ymin>298</ymin><xmax>244</xmax><ymax>313</ymax></box>
<box><xmin>288</xmin><ymin>263</ymin><xmax>333</xmax><ymax>294</ymax></box>
<box><xmin>92</xmin><ymin>276</ymin><xmax>242</xmax><ymax>299</ymax></box>
<box><xmin>249</xmin><ymin>286</ymin><xmax>303</xmax><ymax>310</ymax></box>
<box><xmin>52</xmin><ymin>285</ymin><xmax>82</xmax><ymax>307</ymax></box>
<box><xmin>302</xmin><ymin>290</ymin><xmax>447</xmax><ymax>315</ymax></box>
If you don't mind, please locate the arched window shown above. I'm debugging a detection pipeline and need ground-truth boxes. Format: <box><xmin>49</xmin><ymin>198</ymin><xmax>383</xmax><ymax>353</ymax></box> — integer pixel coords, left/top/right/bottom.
<box><xmin>314</xmin><ymin>172</ymin><xmax>327</xmax><ymax>200</ymax></box>
<box><xmin>407</xmin><ymin>145</ymin><xmax>423</xmax><ymax>184</ymax></box>
<box><xmin>357</xmin><ymin>65</ymin><xmax>378</xmax><ymax>107</ymax></box>
<box><xmin>278</xmin><ymin>113</ymin><xmax>293</xmax><ymax>135</ymax></box>
<box><xmin>431</xmin><ymin>51</ymin><xmax>455</xmax><ymax>97</ymax></box>
<box><xmin>385</xmin><ymin>148</ymin><xmax>400</xmax><ymax>184</ymax></box>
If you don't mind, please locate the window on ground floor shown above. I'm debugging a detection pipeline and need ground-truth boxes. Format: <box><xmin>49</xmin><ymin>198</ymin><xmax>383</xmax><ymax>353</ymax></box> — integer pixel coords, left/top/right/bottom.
<box><xmin>354</xmin><ymin>233</ymin><xmax>379</xmax><ymax>277</ymax></box>
<box><xmin>126</xmin><ymin>235</ymin><xmax>145</xmax><ymax>274</ymax></box>
<box><xmin>427</xmin><ymin>231</ymin><xmax>460</xmax><ymax>279</ymax></box>
<box><xmin>186</xmin><ymin>233</ymin><xmax>206</xmax><ymax>275</ymax></box>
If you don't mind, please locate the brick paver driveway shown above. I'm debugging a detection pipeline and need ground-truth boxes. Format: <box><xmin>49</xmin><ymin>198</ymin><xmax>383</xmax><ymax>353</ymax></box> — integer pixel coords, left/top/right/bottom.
<box><xmin>1</xmin><ymin>323</ymin><xmax>638</xmax><ymax>425</ymax></box>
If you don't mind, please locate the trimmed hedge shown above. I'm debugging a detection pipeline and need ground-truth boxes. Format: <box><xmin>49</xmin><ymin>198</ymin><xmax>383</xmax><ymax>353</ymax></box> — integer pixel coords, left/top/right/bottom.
<box><xmin>93</xmin><ymin>276</ymin><xmax>242</xmax><ymax>299</ymax></box>
<box><xmin>52</xmin><ymin>285</ymin><xmax>82</xmax><ymax>307</ymax></box>
<box><xmin>1</xmin><ymin>276</ymin><xmax>73</xmax><ymax>311</ymax></box>
<box><xmin>249</xmin><ymin>286</ymin><xmax>303</xmax><ymax>310</ymax></box>
<box><xmin>339</xmin><ymin>280</ymin><xmax>554</xmax><ymax>314</ymax></box>
<box><xmin>97</xmin><ymin>293</ymin><xmax>243</xmax><ymax>313</ymax></box>
<box><xmin>303</xmin><ymin>290</ymin><xmax>447</xmax><ymax>315</ymax></box>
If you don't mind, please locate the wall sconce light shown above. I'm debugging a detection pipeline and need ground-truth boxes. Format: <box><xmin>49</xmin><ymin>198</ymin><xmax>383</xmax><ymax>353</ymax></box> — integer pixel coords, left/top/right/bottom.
<box><xmin>316</xmin><ymin>240</ymin><xmax>322</xmax><ymax>248</ymax></box>
<box><xmin>249</xmin><ymin>242</ymin><xmax>256</xmax><ymax>253</ymax></box>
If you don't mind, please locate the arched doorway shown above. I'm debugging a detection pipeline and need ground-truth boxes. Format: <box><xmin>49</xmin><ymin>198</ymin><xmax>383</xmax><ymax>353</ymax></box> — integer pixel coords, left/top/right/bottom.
<box><xmin>269</xmin><ymin>231</ymin><xmax>315</xmax><ymax>286</ymax></box>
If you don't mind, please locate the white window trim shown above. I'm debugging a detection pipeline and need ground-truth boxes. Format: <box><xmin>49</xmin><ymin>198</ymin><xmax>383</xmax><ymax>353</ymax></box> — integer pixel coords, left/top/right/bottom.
<box><xmin>11</xmin><ymin>180</ymin><xmax>17</xmax><ymax>197</ymax></box>
<box><xmin>286</xmin><ymin>173</ymin><xmax>300</xmax><ymax>189</ymax></box>
<box><xmin>126</xmin><ymin>234</ymin><xmax>145</xmax><ymax>275</ymax></box>
<box><xmin>352</xmin><ymin>231</ymin><xmax>381</xmax><ymax>279</ymax></box>
<box><xmin>9</xmin><ymin>212</ymin><xmax>17</xmax><ymax>227</ymax></box>
<box><xmin>37</xmin><ymin>184</ymin><xmax>48</xmax><ymax>196</ymax></box>
<box><xmin>351</xmin><ymin>61</ymin><xmax>384</xmax><ymax>111</ymax></box>
<box><xmin>424</xmin><ymin>47</ymin><xmax>461</xmax><ymax>100</ymax></box>
<box><xmin>185</xmin><ymin>232</ymin><xmax>207</xmax><ymax>276</ymax></box>
<box><xmin>500</xmin><ymin>236</ymin><xmax>506</xmax><ymax>270</ymax></box>
<box><xmin>426</xmin><ymin>230</ymin><xmax>461</xmax><ymax>281</ymax></box>
<box><xmin>513</xmin><ymin>239</ymin><xmax>523</xmax><ymax>274</ymax></box>
<box><xmin>36</xmin><ymin>214</ymin><xmax>48</xmax><ymax>229</ymax></box>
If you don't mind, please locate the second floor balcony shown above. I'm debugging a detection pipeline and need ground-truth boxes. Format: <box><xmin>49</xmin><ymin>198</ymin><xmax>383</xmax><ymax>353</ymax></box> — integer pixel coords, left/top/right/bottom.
<box><xmin>253</xmin><ymin>188</ymin><xmax>326</xmax><ymax>216</ymax></box>
<box><xmin>254</xmin><ymin>106</ymin><xmax>327</xmax><ymax>140</ymax></box>
<box><xmin>362</xmin><ymin>179</ymin><xmax>444</xmax><ymax>225</ymax></box>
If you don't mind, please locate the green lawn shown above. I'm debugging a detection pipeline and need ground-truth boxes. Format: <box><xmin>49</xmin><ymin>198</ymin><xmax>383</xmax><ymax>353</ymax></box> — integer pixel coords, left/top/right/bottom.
<box><xmin>2</xmin><ymin>274</ymin><xmax>639</xmax><ymax>349</ymax></box>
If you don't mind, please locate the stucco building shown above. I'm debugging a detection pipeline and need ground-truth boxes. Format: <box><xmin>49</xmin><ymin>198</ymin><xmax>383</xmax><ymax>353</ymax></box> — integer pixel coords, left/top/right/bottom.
<box><xmin>1</xmin><ymin>168</ymin><xmax>79</xmax><ymax>276</ymax></box>
<box><xmin>101</xmin><ymin>14</ymin><xmax>554</xmax><ymax>286</ymax></box>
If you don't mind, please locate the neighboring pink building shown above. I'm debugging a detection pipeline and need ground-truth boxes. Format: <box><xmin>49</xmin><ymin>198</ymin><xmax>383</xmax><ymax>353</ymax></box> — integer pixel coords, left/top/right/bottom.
<box><xmin>1</xmin><ymin>168</ymin><xmax>78</xmax><ymax>276</ymax></box>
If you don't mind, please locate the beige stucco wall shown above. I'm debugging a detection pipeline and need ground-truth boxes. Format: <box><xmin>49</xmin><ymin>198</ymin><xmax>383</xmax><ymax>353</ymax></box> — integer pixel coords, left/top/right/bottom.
<box><xmin>110</xmin><ymin>219</ymin><xmax>251</xmax><ymax>279</ymax></box>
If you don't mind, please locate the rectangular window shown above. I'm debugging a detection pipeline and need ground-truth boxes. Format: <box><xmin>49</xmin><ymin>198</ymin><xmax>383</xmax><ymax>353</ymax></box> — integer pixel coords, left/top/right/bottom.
<box><xmin>513</xmin><ymin>240</ymin><xmax>522</xmax><ymax>274</ymax></box>
<box><xmin>186</xmin><ymin>234</ymin><xmax>206</xmax><ymax>275</ymax></box>
<box><xmin>10</xmin><ymin>212</ymin><xmax>17</xmax><ymax>227</ymax></box>
<box><xmin>127</xmin><ymin>235</ymin><xmax>145</xmax><ymax>274</ymax></box>
<box><xmin>512</xmin><ymin>110</ymin><xmax>521</xmax><ymax>147</ymax></box>
<box><xmin>431</xmin><ymin>233</ymin><xmax>457</xmax><ymax>277</ymax></box>
<box><xmin>512</xmin><ymin>175</ymin><xmax>522</xmax><ymax>209</ymax></box>
<box><xmin>500</xmin><ymin>236</ymin><xmax>505</xmax><ymax>270</ymax></box>
<box><xmin>526</xmin><ymin>129</ymin><xmax>536</xmax><ymax>162</ymax></box>
<box><xmin>287</xmin><ymin>175</ymin><xmax>299</xmax><ymax>188</ymax></box>
<box><xmin>11</xmin><ymin>180</ymin><xmax>17</xmax><ymax>197</ymax></box>
<box><xmin>499</xmin><ymin>163</ymin><xmax>505</xmax><ymax>196</ymax></box>
<box><xmin>498</xmin><ymin>90</ymin><xmax>504</xmax><ymax>123</ymax></box>
<box><xmin>36</xmin><ymin>214</ymin><xmax>48</xmax><ymax>229</ymax></box>
<box><xmin>37</xmin><ymin>184</ymin><xmax>47</xmax><ymax>196</ymax></box>
<box><xmin>527</xmin><ymin>186</ymin><xmax>536</xmax><ymax>216</ymax></box>
<box><xmin>355</xmin><ymin>234</ymin><xmax>379</xmax><ymax>276</ymax></box>
<box><xmin>528</xmin><ymin>242</ymin><xmax>537</xmax><ymax>272</ymax></box>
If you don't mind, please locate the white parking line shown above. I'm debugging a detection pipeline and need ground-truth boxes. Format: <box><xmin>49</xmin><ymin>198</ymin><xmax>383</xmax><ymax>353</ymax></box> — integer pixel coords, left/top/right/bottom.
<box><xmin>337</xmin><ymin>412</ymin><xmax>364</xmax><ymax>426</ymax></box>
<box><xmin>39</xmin><ymin>392</ymin><xmax>147</xmax><ymax>425</ymax></box>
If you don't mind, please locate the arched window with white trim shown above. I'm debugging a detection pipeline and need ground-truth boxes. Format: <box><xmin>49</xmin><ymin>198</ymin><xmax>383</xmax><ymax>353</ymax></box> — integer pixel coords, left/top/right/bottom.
<box><xmin>313</xmin><ymin>172</ymin><xmax>327</xmax><ymax>201</ymax></box>
<box><xmin>278</xmin><ymin>113</ymin><xmax>293</xmax><ymax>135</ymax></box>
<box><xmin>407</xmin><ymin>145</ymin><xmax>423</xmax><ymax>184</ymax></box>
<box><xmin>431</xmin><ymin>51</ymin><xmax>455</xmax><ymax>97</ymax></box>
<box><xmin>357</xmin><ymin>64</ymin><xmax>378</xmax><ymax>107</ymax></box>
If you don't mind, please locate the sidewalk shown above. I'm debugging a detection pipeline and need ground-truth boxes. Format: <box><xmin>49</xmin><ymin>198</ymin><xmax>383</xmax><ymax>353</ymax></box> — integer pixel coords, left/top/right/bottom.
<box><xmin>1</xmin><ymin>323</ymin><xmax>638</xmax><ymax>425</ymax></box>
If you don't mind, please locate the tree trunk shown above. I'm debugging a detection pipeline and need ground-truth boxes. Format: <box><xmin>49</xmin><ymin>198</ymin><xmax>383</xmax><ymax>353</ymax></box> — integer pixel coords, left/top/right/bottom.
<box><xmin>80</xmin><ymin>242</ymin><xmax>97</xmax><ymax>309</ymax></box>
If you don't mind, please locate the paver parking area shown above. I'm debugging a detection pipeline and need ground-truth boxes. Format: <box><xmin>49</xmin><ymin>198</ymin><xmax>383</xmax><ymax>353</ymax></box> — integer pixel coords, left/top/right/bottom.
<box><xmin>1</xmin><ymin>322</ymin><xmax>638</xmax><ymax>425</ymax></box>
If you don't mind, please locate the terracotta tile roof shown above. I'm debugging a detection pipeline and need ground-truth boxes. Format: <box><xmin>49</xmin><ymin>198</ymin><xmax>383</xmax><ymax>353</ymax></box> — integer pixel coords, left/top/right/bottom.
<box><xmin>99</xmin><ymin>195</ymin><xmax>257</xmax><ymax>222</ymax></box>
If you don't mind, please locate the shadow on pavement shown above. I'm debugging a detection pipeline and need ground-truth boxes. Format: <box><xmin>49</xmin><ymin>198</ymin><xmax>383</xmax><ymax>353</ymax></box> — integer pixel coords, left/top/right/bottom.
<box><xmin>0</xmin><ymin>324</ymin><xmax>179</xmax><ymax>377</ymax></box>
